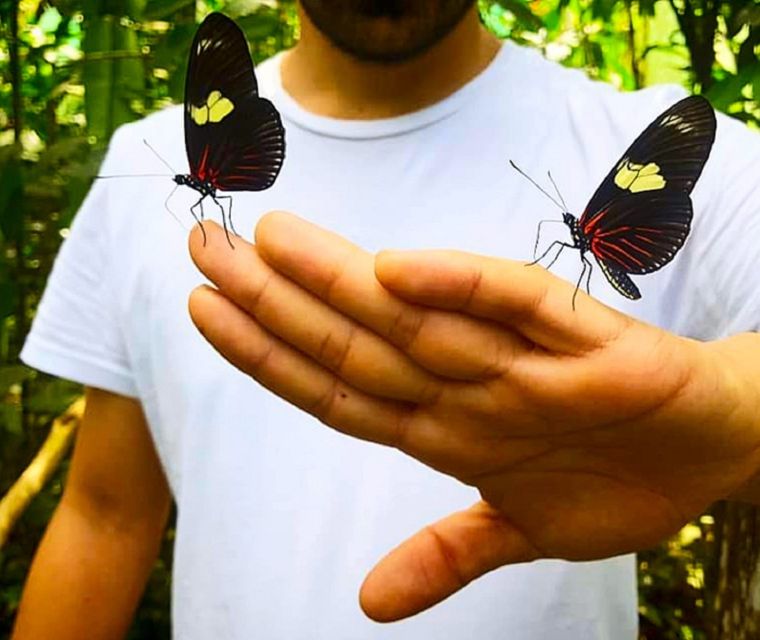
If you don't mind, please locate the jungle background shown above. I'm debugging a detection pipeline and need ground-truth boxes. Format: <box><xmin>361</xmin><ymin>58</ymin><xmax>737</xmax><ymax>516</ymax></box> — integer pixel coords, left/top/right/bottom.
<box><xmin>0</xmin><ymin>0</ymin><xmax>758</xmax><ymax>638</ymax></box>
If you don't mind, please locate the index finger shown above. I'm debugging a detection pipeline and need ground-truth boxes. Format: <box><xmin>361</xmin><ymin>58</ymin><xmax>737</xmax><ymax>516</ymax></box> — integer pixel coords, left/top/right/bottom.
<box><xmin>255</xmin><ymin>211</ymin><xmax>526</xmax><ymax>380</ymax></box>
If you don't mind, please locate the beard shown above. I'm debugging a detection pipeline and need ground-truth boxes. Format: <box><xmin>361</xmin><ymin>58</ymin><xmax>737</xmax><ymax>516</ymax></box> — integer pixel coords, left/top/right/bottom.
<box><xmin>299</xmin><ymin>0</ymin><xmax>477</xmax><ymax>63</ymax></box>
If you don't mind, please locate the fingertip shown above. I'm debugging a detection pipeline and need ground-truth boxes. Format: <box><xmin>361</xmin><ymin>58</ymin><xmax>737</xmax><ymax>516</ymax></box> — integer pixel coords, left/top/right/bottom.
<box><xmin>255</xmin><ymin>210</ymin><xmax>300</xmax><ymax>245</ymax></box>
<box><xmin>375</xmin><ymin>250</ymin><xmax>471</xmax><ymax>304</ymax></box>
<box><xmin>358</xmin><ymin>563</ymin><xmax>408</xmax><ymax>623</ymax></box>
<box><xmin>187</xmin><ymin>284</ymin><xmax>219</xmax><ymax>328</ymax></box>
<box><xmin>188</xmin><ymin>220</ymin><xmax>228</xmax><ymax>265</ymax></box>
<box><xmin>375</xmin><ymin>250</ymin><xmax>426</xmax><ymax>293</ymax></box>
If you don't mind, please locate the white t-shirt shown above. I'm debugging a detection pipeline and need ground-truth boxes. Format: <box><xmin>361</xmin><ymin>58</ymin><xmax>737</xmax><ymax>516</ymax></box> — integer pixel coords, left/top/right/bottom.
<box><xmin>22</xmin><ymin>41</ymin><xmax>760</xmax><ymax>639</ymax></box>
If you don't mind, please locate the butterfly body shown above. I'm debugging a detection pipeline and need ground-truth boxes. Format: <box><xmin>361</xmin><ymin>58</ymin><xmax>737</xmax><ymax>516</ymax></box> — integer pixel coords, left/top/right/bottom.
<box><xmin>563</xmin><ymin>212</ymin><xmax>591</xmax><ymax>253</ymax></box>
<box><xmin>174</xmin><ymin>174</ymin><xmax>216</xmax><ymax>198</ymax></box>
<box><xmin>525</xmin><ymin>95</ymin><xmax>716</xmax><ymax>306</ymax></box>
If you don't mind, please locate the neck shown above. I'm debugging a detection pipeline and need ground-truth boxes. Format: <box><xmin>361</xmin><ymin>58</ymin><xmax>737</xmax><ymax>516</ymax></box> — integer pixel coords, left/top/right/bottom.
<box><xmin>281</xmin><ymin>5</ymin><xmax>501</xmax><ymax>120</ymax></box>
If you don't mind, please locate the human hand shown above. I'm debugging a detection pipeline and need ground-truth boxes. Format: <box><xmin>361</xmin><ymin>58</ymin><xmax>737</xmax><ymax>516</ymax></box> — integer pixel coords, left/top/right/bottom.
<box><xmin>188</xmin><ymin>213</ymin><xmax>760</xmax><ymax>622</ymax></box>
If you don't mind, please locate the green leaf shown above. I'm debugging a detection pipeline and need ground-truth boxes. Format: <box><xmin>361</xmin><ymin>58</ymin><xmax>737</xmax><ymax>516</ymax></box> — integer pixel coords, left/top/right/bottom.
<box><xmin>24</xmin><ymin>378</ymin><xmax>81</xmax><ymax>414</ymax></box>
<box><xmin>1</xmin><ymin>402</ymin><xmax>23</xmax><ymax>435</ymax></box>
<box><xmin>639</xmin><ymin>0</ymin><xmax>656</xmax><ymax>17</ymax></box>
<box><xmin>37</xmin><ymin>7</ymin><xmax>63</xmax><ymax>34</ymax></box>
<box><xmin>591</xmin><ymin>0</ymin><xmax>616</xmax><ymax>22</ymax></box>
<box><xmin>142</xmin><ymin>0</ymin><xmax>195</xmax><ymax>20</ymax></box>
<box><xmin>705</xmin><ymin>62</ymin><xmax>760</xmax><ymax>111</ymax></box>
<box><xmin>0</xmin><ymin>365</ymin><xmax>33</xmax><ymax>395</ymax></box>
<box><xmin>491</xmin><ymin>0</ymin><xmax>543</xmax><ymax>30</ymax></box>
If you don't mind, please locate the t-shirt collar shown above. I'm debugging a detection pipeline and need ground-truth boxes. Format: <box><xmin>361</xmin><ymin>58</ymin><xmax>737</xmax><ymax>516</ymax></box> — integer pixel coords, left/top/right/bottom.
<box><xmin>270</xmin><ymin>42</ymin><xmax>511</xmax><ymax>140</ymax></box>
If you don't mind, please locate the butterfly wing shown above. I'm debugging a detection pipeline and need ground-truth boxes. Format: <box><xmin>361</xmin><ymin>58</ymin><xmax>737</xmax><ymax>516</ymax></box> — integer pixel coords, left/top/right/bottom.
<box><xmin>578</xmin><ymin>95</ymin><xmax>715</xmax><ymax>288</ymax></box>
<box><xmin>597</xmin><ymin>260</ymin><xmax>641</xmax><ymax>300</ymax></box>
<box><xmin>184</xmin><ymin>12</ymin><xmax>285</xmax><ymax>191</ymax></box>
<box><xmin>585</xmin><ymin>190</ymin><xmax>693</xmax><ymax>275</ymax></box>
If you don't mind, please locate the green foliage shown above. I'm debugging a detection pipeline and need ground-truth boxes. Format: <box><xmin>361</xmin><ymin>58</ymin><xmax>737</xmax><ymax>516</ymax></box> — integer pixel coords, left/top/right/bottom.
<box><xmin>479</xmin><ymin>0</ymin><xmax>759</xmax><ymax>122</ymax></box>
<box><xmin>0</xmin><ymin>0</ymin><xmax>757</xmax><ymax>637</ymax></box>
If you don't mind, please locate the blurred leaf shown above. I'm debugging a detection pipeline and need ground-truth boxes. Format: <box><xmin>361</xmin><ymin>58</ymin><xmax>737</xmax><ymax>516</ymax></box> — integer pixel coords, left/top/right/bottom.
<box><xmin>592</xmin><ymin>0</ymin><xmax>616</xmax><ymax>22</ymax></box>
<box><xmin>705</xmin><ymin>62</ymin><xmax>760</xmax><ymax>111</ymax></box>
<box><xmin>0</xmin><ymin>365</ymin><xmax>33</xmax><ymax>394</ymax></box>
<box><xmin>1</xmin><ymin>403</ymin><xmax>23</xmax><ymax>436</ymax></box>
<box><xmin>24</xmin><ymin>378</ymin><xmax>81</xmax><ymax>414</ymax></box>
<box><xmin>639</xmin><ymin>0</ymin><xmax>656</xmax><ymax>18</ymax></box>
<box><xmin>152</xmin><ymin>22</ymin><xmax>197</xmax><ymax>102</ymax></box>
<box><xmin>143</xmin><ymin>0</ymin><xmax>196</xmax><ymax>20</ymax></box>
<box><xmin>237</xmin><ymin>11</ymin><xmax>285</xmax><ymax>41</ymax></box>
<box><xmin>492</xmin><ymin>0</ymin><xmax>543</xmax><ymax>29</ymax></box>
<box><xmin>37</xmin><ymin>6</ymin><xmax>63</xmax><ymax>34</ymax></box>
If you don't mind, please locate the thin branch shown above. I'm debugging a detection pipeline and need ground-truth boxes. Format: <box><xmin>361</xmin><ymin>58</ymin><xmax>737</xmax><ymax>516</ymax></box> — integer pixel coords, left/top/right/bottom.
<box><xmin>0</xmin><ymin>397</ymin><xmax>85</xmax><ymax>548</ymax></box>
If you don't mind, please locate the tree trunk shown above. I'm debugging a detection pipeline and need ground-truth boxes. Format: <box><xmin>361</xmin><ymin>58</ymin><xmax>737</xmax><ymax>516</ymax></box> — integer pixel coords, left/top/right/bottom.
<box><xmin>709</xmin><ymin>501</ymin><xmax>760</xmax><ymax>638</ymax></box>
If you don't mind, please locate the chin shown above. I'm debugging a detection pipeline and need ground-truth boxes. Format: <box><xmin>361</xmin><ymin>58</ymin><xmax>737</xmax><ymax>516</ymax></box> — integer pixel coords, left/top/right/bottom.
<box><xmin>300</xmin><ymin>0</ymin><xmax>476</xmax><ymax>63</ymax></box>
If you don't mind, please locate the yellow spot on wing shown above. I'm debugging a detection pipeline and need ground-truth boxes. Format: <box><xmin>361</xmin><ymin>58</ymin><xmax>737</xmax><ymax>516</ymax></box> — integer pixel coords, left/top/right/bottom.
<box><xmin>190</xmin><ymin>90</ymin><xmax>235</xmax><ymax>126</ymax></box>
<box><xmin>191</xmin><ymin>104</ymin><xmax>208</xmax><ymax>125</ymax></box>
<box><xmin>614</xmin><ymin>159</ymin><xmax>666</xmax><ymax>193</ymax></box>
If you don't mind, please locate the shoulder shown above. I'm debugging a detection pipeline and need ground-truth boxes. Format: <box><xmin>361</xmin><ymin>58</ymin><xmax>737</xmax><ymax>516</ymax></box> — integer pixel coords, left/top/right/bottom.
<box><xmin>495</xmin><ymin>43</ymin><xmax>693</xmax><ymax>151</ymax></box>
<box><xmin>102</xmin><ymin>106</ymin><xmax>184</xmax><ymax>174</ymax></box>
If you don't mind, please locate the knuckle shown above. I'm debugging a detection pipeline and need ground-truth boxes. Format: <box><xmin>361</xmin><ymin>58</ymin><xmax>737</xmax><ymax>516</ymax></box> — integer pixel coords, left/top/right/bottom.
<box><xmin>513</xmin><ymin>281</ymin><xmax>549</xmax><ymax>325</ymax></box>
<box><xmin>241</xmin><ymin>269</ymin><xmax>274</xmax><ymax>312</ymax></box>
<box><xmin>386</xmin><ymin>308</ymin><xmax>426</xmax><ymax>351</ymax></box>
<box><xmin>315</xmin><ymin>324</ymin><xmax>356</xmax><ymax>373</ymax></box>
<box><xmin>318</xmin><ymin>252</ymin><xmax>354</xmax><ymax>304</ymax></box>
<box><xmin>389</xmin><ymin>408</ymin><xmax>415</xmax><ymax>450</ymax></box>
<box><xmin>424</xmin><ymin>525</ymin><xmax>468</xmax><ymax>591</ymax></box>
<box><xmin>246</xmin><ymin>339</ymin><xmax>274</xmax><ymax>377</ymax></box>
<box><xmin>309</xmin><ymin>379</ymin><xmax>341</xmax><ymax>423</ymax></box>
<box><xmin>459</xmin><ymin>266</ymin><xmax>484</xmax><ymax>311</ymax></box>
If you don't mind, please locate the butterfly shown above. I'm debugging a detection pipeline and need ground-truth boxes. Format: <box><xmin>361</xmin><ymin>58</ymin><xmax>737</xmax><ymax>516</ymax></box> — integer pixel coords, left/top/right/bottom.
<box><xmin>173</xmin><ymin>12</ymin><xmax>286</xmax><ymax>246</ymax></box>
<box><xmin>512</xmin><ymin>95</ymin><xmax>716</xmax><ymax>308</ymax></box>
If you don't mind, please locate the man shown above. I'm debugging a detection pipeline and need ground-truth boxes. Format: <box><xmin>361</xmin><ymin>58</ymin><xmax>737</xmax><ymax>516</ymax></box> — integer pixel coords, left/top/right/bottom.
<box><xmin>13</xmin><ymin>2</ymin><xmax>760</xmax><ymax>640</ymax></box>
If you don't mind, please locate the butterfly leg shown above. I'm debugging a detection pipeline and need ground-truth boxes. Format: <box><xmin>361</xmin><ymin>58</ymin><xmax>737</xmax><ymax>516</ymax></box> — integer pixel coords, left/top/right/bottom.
<box><xmin>571</xmin><ymin>259</ymin><xmax>590</xmax><ymax>311</ymax></box>
<box><xmin>571</xmin><ymin>254</ymin><xmax>595</xmax><ymax>311</ymax></box>
<box><xmin>528</xmin><ymin>241</ymin><xmax>573</xmax><ymax>270</ymax></box>
<box><xmin>216</xmin><ymin>195</ymin><xmax>240</xmax><ymax>238</ymax></box>
<box><xmin>531</xmin><ymin>219</ymin><xmax>566</xmax><ymax>260</ymax></box>
<box><xmin>163</xmin><ymin>184</ymin><xmax>189</xmax><ymax>232</ymax></box>
<box><xmin>544</xmin><ymin>242</ymin><xmax>575</xmax><ymax>270</ymax></box>
<box><xmin>582</xmin><ymin>254</ymin><xmax>593</xmax><ymax>295</ymax></box>
<box><xmin>211</xmin><ymin>196</ymin><xmax>235</xmax><ymax>250</ymax></box>
<box><xmin>189</xmin><ymin>196</ymin><xmax>207</xmax><ymax>246</ymax></box>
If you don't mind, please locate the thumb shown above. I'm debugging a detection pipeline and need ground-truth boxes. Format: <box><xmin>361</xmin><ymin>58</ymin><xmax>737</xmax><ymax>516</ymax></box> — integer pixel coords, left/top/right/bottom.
<box><xmin>359</xmin><ymin>501</ymin><xmax>540</xmax><ymax>622</ymax></box>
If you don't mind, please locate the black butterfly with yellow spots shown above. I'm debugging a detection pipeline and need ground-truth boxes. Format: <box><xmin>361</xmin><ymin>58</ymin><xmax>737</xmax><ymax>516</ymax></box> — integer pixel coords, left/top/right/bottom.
<box><xmin>515</xmin><ymin>95</ymin><xmax>715</xmax><ymax>306</ymax></box>
<box><xmin>175</xmin><ymin>12</ymin><xmax>285</xmax><ymax>245</ymax></box>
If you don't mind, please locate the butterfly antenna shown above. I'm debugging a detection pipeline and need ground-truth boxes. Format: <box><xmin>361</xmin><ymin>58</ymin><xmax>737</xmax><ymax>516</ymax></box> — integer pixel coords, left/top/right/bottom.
<box><xmin>547</xmin><ymin>170</ymin><xmax>568</xmax><ymax>212</ymax></box>
<box><xmin>143</xmin><ymin>138</ymin><xmax>177</xmax><ymax>174</ymax></box>
<box><xmin>96</xmin><ymin>174</ymin><xmax>172</xmax><ymax>179</ymax></box>
<box><xmin>509</xmin><ymin>160</ymin><xmax>565</xmax><ymax>211</ymax></box>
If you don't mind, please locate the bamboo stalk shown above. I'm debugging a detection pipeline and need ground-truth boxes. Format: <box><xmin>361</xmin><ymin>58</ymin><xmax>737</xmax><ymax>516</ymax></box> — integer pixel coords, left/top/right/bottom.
<box><xmin>9</xmin><ymin>0</ymin><xmax>21</xmax><ymax>145</ymax></box>
<box><xmin>0</xmin><ymin>397</ymin><xmax>85</xmax><ymax>549</ymax></box>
